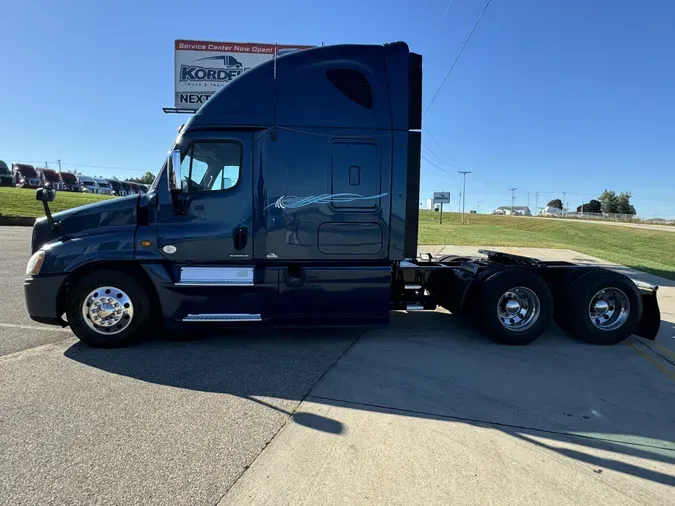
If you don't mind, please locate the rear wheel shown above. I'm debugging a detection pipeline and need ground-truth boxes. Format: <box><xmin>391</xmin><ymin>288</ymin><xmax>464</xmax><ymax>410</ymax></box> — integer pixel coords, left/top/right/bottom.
<box><xmin>66</xmin><ymin>269</ymin><xmax>152</xmax><ymax>348</ymax></box>
<box><xmin>562</xmin><ymin>270</ymin><xmax>641</xmax><ymax>345</ymax></box>
<box><xmin>478</xmin><ymin>270</ymin><xmax>553</xmax><ymax>345</ymax></box>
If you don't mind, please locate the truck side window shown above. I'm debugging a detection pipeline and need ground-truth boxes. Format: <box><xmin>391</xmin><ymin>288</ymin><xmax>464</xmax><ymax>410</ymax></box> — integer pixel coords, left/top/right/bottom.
<box><xmin>326</xmin><ymin>69</ymin><xmax>373</xmax><ymax>109</ymax></box>
<box><xmin>181</xmin><ymin>141</ymin><xmax>242</xmax><ymax>193</ymax></box>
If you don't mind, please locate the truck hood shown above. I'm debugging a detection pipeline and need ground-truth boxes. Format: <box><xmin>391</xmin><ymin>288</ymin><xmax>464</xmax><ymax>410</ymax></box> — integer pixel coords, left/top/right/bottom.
<box><xmin>32</xmin><ymin>195</ymin><xmax>139</xmax><ymax>253</ymax></box>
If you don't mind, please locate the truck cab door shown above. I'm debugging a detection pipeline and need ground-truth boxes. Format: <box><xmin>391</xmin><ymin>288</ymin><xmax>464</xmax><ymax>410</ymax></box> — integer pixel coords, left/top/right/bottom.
<box><xmin>158</xmin><ymin>132</ymin><xmax>253</xmax><ymax>263</ymax></box>
<box><xmin>155</xmin><ymin>131</ymin><xmax>277</xmax><ymax>321</ymax></box>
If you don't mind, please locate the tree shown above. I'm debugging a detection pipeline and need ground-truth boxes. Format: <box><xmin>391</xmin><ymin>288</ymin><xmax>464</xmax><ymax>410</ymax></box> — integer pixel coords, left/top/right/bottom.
<box><xmin>577</xmin><ymin>199</ymin><xmax>601</xmax><ymax>213</ymax></box>
<box><xmin>598</xmin><ymin>190</ymin><xmax>618</xmax><ymax>213</ymax></box>
<box><xmin>547</xmin><ymin>199</ymin><xmax>563</xmax><ymax>210</ymax></box>
<box><xmin>615</xmin><ymin>192</ymin><xmax>636</xmax><ymax>215</ymax></box>
<box><xmin>125</xmin><ymin>171</ymin><xmax>155</xmax><ymax>184</ymax></box>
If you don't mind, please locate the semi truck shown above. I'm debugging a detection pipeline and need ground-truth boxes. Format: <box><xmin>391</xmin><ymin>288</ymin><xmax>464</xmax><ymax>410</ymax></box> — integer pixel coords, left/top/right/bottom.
<box><xmin>94</xmin><ymin>177</ymin><xmax>114</xmax><ymax>195</ymax></box>
<box><xmin>0</xmin><ymin>161</ymin><xmax>13</xmax><ymax>186</ymax></box>
<box><xmin>24</xmin><ymin>41</ymin><xmax>661</xmax><ymax>348</ymax></box>
<box><xmin>13</xmin><ymin>163</ymin><xmax>41</xmax><ymax>188</ymax></box>
<box><xmin>39</xmin><ymin>168</ymin><xmax>64</xmax><ymax>190</ymax></box>
<box><xmin>59</xmin><ymin>172</ymin><xmax>81</xmax><ymax>192</ymax></box>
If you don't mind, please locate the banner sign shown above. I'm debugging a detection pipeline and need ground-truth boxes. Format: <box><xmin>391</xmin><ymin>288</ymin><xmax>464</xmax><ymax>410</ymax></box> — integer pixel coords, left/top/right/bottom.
<box><xmin>174</xmin><ymin>39</ymin><xmax>312</xmax><ymax>110</ymax></box>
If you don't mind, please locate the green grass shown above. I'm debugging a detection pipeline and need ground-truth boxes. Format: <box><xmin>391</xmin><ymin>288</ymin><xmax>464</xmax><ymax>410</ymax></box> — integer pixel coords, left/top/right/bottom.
<box><xmin>0</xmin><ymin>187</ymin><xmax>112</xmax><ymax>217</ymax></box>
<box><xmin>419</xmin><ymin>211</ymin><xmax>675</xmax><ymax>280</ymax></box>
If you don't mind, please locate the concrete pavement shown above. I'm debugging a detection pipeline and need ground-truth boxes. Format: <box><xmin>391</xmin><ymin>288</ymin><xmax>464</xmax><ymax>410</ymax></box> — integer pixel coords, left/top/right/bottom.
<box><xmin>1</xmin><ymin>227</ymin><xmax>674</xmax><ymax>504</ymax></box>
<box><xmin>222</xmin><ymin>314</ymin><xmax>675</xmax><ymax>505</ymax></box>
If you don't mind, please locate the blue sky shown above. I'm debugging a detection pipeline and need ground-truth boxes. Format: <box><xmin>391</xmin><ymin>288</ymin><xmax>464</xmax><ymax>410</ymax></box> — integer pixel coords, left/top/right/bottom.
<box><xmin>1</xmin><ymin>0</ymin><xmax>673</xmax><ymax>217</ymax></box>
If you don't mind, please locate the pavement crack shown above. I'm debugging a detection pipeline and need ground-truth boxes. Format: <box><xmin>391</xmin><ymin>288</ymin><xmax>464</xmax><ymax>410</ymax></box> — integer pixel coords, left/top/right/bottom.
<box><xmin>212</xmin><ymin>331</ymin><xmax>366</xmax><ymax>506</ymax></box>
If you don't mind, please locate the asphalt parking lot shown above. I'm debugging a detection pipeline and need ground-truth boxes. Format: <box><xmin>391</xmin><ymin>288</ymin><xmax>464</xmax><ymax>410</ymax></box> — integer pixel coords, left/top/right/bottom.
<box><xmin>1</xmin><ymin>226</ymin><xmax>674</xmax><ymax>505</ymax></box>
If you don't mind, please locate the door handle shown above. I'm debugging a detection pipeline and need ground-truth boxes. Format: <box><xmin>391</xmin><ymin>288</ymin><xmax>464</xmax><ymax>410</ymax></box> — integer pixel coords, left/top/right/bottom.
<box><xmin>233</xmin><ymin>227</ymin><xmax>248</xmax><ymax>250</ymax></box>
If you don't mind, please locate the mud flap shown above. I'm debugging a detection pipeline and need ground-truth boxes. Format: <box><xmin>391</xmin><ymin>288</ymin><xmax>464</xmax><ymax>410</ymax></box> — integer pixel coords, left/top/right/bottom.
<box><xmin>635</xmin><ymin>287</ymin><xmax>660</xmax><ymax>341</ymax></box>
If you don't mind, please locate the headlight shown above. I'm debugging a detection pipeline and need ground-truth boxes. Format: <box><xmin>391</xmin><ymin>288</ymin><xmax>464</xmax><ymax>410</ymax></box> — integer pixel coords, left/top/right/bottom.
<box><xmin>26</xmin><ymin>251</ymin><xmax>45</xmax><ymax>276</ymax></box>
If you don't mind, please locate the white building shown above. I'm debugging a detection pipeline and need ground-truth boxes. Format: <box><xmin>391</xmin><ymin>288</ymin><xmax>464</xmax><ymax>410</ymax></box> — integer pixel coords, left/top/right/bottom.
<box><xmin>419</xmin><ymin>198</ymin><xmax>433</xmax><ymax>210</ymax></box>
<box><xmin>493</xmin><ymin>206</ymin><xmax>532</xmax><ymax>216</ymax></box>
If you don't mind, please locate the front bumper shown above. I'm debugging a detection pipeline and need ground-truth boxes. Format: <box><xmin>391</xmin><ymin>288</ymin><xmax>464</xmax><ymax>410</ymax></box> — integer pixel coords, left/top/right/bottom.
<box><xmin>24</xmin><ymin>274</ymin><xmax>68</xmax><ymax>326</ymax></box>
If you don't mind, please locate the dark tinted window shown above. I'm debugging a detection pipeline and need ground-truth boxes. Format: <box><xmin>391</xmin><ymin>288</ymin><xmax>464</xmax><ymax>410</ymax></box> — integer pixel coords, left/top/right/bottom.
<box><xmin>326</xmin><ymin>69</ymin><xmax>373</xmax><ymax>109</ymax></box>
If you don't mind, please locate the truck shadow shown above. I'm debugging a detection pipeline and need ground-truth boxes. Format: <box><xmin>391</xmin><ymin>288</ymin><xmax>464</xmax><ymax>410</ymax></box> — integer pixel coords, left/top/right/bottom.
<box><xmin>64</xmin><ymin>311</ymin><xmax>675</xmax><ymax>488</ymax></box>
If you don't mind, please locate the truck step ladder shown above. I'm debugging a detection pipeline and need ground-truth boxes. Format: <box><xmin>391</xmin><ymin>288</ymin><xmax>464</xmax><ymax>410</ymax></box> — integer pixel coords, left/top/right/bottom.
<box><xmin>182</xmin><ymin>314</ymin><xmax>262</xmax><ymax>322</ymax></box>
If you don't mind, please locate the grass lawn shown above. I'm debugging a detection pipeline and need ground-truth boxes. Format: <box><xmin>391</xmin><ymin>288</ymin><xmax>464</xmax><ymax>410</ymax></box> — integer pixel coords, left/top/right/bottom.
<box><xmin>0</xmin><ymin>187</ymin><xmax>112</xmax><ymax>217</ymax></box>
<box><xmin>418</xmin><ymin>210</ymin><xmax>675</xmax><ymax>280</ymax></box>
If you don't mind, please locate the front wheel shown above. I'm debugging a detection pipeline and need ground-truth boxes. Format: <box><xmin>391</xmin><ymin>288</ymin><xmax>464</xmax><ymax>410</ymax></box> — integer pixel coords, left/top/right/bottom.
<box><xmin>478</xmin><ymin>270</ymin><xmax>554</xmax><ymax>345</ymax></box>
<box><xmin>66</xmin><ymin>269</ymin><xmax>152</xmax><ymax>348</ymax></box>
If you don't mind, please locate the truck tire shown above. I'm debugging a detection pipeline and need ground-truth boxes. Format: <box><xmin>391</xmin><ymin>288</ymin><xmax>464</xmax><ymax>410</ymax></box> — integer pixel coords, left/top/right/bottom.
<box><xmin>66</xmin><ymin>269</ymin><xmax>152</xmax><ymax>348</ymax></box>
<box><xmin>478</xmin><ymin>270</ymin><xmax>553</xmax><ymax>345</ymax></box>
<box><xmin>562</xmin><ymin>270</ymin><xmax>641</xmax><ymax>345</ymax></box>
<box><xmin>553</xmin><ymin>267</ymin><xmax>601</xmax><ymax>332</ymax></box>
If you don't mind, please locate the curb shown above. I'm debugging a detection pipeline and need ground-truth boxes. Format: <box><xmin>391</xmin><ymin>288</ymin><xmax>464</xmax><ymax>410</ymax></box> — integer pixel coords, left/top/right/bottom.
<box><xmin>0</xmin><ymin>216</ymin><xmax>36</xmax><ymax>227</ymax></box>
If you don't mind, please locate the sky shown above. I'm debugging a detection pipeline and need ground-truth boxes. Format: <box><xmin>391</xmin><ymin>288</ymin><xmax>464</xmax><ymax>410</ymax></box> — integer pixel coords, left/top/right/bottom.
<box><xmin>1</xmin><ymin>0</ymin><xmax>674</xmax><ymax>217</ymax></box>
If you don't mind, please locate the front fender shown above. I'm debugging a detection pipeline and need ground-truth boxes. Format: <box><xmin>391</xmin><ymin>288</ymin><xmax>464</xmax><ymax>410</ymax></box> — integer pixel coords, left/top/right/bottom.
<box><xmin>40</xmin><ymin>228</ymin><xmax>136</xmax><ymax>274</ymax></box>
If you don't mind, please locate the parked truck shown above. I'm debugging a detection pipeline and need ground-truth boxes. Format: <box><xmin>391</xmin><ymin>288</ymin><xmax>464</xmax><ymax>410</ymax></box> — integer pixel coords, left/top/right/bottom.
<box><xmin>107</xmin><ymin>178</ymin><xmax>124</xmax><ymax>196</ymax></box>
<box><xmin>0</xmin><ymin>160</ymin><xmax>13</xmax><ymax>186</ymax></box>
<box><xmin>12</xmin><ymin>163</ymin><xmax>42</xmax><ymax>188</ymax></box>
<box><xmin>94</xmin><ymin>177</ymin><xmax>113</xmax><ymax>195</ymax></box>
<box><xmin>59</xmin><ymin>172</ymin><xmax>81</xmax><ymax>192</ymax></box>
<box><xmin>24</xmin><ymin>42</ymin><xmax>661</xmax><ymax>348</ymax></box>
<box><xmin>39</xmin><ymin>168</ymin><xmax>64</xmax><ymax>190</ymax></box>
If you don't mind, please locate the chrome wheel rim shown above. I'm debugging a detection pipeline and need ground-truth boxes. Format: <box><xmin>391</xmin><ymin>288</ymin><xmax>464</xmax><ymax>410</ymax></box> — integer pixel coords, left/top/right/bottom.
<box><xmin>588</xmin><ymin>287</ymin><xmax>630</xmax><ymax>331</ymax></box>
<box><xmin>497</xmin><ymin>287</ymin><xmax>540</xmax><ymax>332</ymax></box>
<box><xmin>81</xmin><ymin>286</ymin><xmax>134</xmax><ymax>335</ymax></box>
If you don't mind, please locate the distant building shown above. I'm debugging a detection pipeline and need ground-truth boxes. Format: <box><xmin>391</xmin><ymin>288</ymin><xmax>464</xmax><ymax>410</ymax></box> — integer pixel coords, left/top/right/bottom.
<box><xmin>419</xmin><ymin>198</ymin><xmax>433</xmax><ymax>210</ymax></box>
<box><xmin>493</xmin><ymin>206</ymin><xmax>532</xmax><ymax>216</ymax></box>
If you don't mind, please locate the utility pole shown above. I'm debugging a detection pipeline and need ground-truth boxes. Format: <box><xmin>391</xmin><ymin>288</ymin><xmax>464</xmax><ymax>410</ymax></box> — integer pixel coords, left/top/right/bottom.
<box><xmin>476</xmin><ymin>200</ymin><xmax>483</xmax><ymax>213</ymax></box>
<box><xmin>534</xmin><ymin>192</ymin><xmax>539</xmax><ymax>215</ymax></box>
<box><xmin>527</xmin><ymin>192</ymin><xmax>530</xmax><ymax>209</ymax></box>
<box><xmin>562</xmin><ymin>192</ymin><xmax>566</xmax><ymax>217</ymax></box>
<box><xmin>57</xmin><ymin>159</ymin><xmax>62</xmax><ymax>172</ymax></box>
<box><xmin>458</xmin><ymin>193</ymin><xmax>462</xmax><ymax>213</ymax></box>
<box><xmin>458</xmin><ymin>171</ymin><xmax>471</xmax><ymax>224</ymax></box>
<box><xmin>509</xmin><ymin>187</ymin><xmax>517</xmax><ymax>215</ymax></box>
<box><xmin>45</xmin><ymin>162</ymin><xmax>48</xmax><ymax>168</ymax></box>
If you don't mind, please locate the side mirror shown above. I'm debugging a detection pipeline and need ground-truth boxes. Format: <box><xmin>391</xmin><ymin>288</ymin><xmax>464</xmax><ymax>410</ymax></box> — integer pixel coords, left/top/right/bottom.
<box><xmin>169</xmin><ymin>149</ymin><xmax>182</xmax><ymax>191</ymax></box>
<box><xmin>36</xmin><ymin>186</ymin><xmax>55</xmax><ymax>202</ymax></box>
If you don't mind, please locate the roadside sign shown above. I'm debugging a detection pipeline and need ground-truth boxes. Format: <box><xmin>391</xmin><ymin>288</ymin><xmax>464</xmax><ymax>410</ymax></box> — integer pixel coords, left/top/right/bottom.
<box><xmin>174</xmin><ymin>40</ymin><xmax>312</xmax><ymax>110</ymax></box>
<box><xmin>433</xmin><ymin>192</ymin><xmax>450</xmax><ymax>204</ymax></box>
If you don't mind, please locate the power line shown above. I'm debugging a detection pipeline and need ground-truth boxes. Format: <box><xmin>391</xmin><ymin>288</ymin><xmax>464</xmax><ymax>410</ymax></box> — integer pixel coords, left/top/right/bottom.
<box><xmin>13</xmin><ymin>159</ymin><xmax>147</xmax><ymax>173</ymax></box>
<box><xmin>441</xmin><ymin>0</ymin><xmax>455</xmax><ymax>25</ymax></box>
<box><xmin>421</xmin><ymin>155</ymin><xmax>455</xmax><ymax>176</ymax></box>
<box><xmin>422</xmin><ymin>145</ymin><xmax>457</xmax><ymax>169</ymax></box>
<box><xmin>423</xmin><ymin>0</ymin><xmax>494</xmax><ymax>118</ymax></box>
<box><xmin>423</xmin><ymin>127</ymin><xmax>463</xmax><ymax>166</ymax></box>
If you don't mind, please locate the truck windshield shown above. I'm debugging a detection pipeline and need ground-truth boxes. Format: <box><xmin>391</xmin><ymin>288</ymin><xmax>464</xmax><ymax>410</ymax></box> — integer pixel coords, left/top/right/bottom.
<box><xmin>61</xmin><ymin>174</ymin><xmax>77</xmax><ymax>183</ymax></box>
<box><xmin>97</xmin><ymin>182</ymin><xmax>110</xmax><ymax>188</ymax></box>
<box><xmin>44</xmin><ymin>172</ymin><xmax>60</xmax><ymax>181</ymax></box>
<box><xmin>82</xmin><ymin>181</ymin><xmax>96</xmax><ymax>187</ymax></box>
<box><xmin>0</xmin><ymin>167</ymin><xmax>9</xmax><ymax>175</ymax></box>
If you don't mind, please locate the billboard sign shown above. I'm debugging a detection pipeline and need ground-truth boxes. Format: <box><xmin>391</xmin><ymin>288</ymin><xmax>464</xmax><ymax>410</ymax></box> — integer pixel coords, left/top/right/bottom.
<box><xmin>433</xmin><ymin>192</ymin><xmax>451</xmax><ymax>204</ymax></box>
<box><xmin>174</xmin><ymin>40</ymin><xmax>312</xmax><ymax>110</ymax></box>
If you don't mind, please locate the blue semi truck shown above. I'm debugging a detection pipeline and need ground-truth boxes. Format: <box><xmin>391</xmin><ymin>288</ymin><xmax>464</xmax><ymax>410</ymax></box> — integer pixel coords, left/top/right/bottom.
<box><xmin>25</xmin><ymin>42</ymin><xmax>661</xmax><ymax>348</ymax></box>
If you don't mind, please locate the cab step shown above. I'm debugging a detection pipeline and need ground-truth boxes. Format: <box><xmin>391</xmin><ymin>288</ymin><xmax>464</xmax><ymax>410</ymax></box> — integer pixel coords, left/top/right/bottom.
<box><xmin>182</xmin><ymin>313</ymin><xmax>262</xmax><ymax>322</ymax></box>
